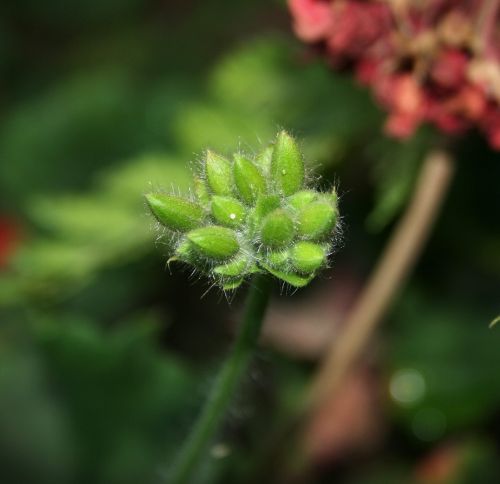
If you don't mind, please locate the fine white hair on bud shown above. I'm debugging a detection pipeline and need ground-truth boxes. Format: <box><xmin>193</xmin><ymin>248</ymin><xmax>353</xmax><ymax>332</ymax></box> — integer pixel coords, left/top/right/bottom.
<box><xmin>145</xmin><ymin>130</ymin><xmax>340</xmax><ymax>290</ymax></box>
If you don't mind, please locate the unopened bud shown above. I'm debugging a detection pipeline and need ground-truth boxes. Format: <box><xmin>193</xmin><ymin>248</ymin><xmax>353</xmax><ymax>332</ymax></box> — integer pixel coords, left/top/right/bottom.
<box><xmin>291</xmin><ymin>242</ymin><xmax>326</xmax><ymax>273</ymax></box>
<box><xmin>214</xmin><ymin>254</ymin><xmax>252</xmax><ymax>277</ymax></box>
<box><xmin>145</xmin><ymin>193</ymin><xmax>204</xmax><ymax>232</ymax></box>
<box><xmin>233</xmin><ymin>154</ymin><xmax>267</xmax><ymax>204</ymax></box>
<box><xmin>187</xmin><ymin>226</ymin><xmax>239</xmax><ymax>260</ymax></box>
<box><xmin>288</xmin><ymin>190</ymin><xmax>318</xmax><ymax>210</ymax></box>
<box><xmin>205</xmin><ymin>150</ymin><xmax>233</xmax><ymax>196</ymax></box>
<box><xmin>260</xmin><ymin>209</ymin><xmax>295</xmax><ymax>248</ymax></box>
<box><xmin>266</xmin><ymin>250</ymin><xmax>289</xmax><ymax>269</ymax></box>
<box><xmin>211</xmin><ymin>196</ymin><xmax>246</xmax><ymax>228</ymax></box>
<box><xmin>255</xmin><ymin>145</ymin><xmax>273</xmax><ymax>174</ymax></box>
<box><xmin>271</xmin><ymin>131</ymin><xmax>304</xmax><ymax>196</ymax></box>
<box><xmin>297</xmin><ymin>202</ymin><xmax>336</xmax><ymax>240</ymax></box>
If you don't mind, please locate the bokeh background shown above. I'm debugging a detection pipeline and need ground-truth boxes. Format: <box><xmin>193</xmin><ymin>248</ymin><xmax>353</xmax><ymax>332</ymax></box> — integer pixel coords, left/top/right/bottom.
<box><xmin>0</xmin><ymin>1</ymin><xmax>499</xmax><ymax>483</ymax></box>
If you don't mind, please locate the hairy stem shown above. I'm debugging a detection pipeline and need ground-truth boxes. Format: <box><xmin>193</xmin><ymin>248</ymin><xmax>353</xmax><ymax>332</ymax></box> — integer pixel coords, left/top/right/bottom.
<box><xmin>168</xmin><ymin>273</ymin><xmax>272</xmax><ymax>484</ymax></box>
<box><xmin>307</xmin><ymin>149</ymin><xmax>455</xmax><ymax>411</ymax></box>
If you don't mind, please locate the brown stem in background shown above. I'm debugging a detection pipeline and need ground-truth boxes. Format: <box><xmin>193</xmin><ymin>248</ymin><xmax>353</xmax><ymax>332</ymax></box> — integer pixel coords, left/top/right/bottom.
<box><xmin>307</xmin><ymin>149</ymin><xmax>455</xmax><ymax>413</ymax></box>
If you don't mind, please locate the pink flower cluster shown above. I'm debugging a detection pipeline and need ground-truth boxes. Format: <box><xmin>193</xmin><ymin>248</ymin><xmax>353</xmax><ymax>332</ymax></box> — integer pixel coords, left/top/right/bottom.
<box><xmin>289</xmin><ymin>0</ymin><xmax>500</xmax><ymax>148</ymax></box>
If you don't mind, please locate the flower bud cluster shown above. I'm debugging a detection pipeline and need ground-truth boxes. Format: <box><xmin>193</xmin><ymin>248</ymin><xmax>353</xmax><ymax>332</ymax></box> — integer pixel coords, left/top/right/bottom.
<box><xmin>289</xmin><ymin>0</ymin><xmax>500</xmax><ymax>149</ymax></box>
<box><xmin>146</xmin><ymin>131</ymin><xmax>339</xmax><ymax>290</ymax></box>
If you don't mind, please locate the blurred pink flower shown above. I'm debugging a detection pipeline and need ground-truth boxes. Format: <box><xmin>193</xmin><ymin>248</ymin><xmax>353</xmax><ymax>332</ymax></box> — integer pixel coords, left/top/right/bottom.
<box><xmin>288</xmin><ymin>0</ymin><xmax>500</xmax><ymax>149</ymax></box>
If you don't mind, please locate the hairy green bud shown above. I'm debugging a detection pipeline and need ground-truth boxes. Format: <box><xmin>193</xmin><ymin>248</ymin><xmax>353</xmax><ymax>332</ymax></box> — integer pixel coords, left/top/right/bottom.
<box><xmin>290</xmin><ymin>242</ymin><xmax>326</xmax><ymax>273</ymax></box>
<box><xmin>211</xmin><ymin>196</ymin><xmax>246</xmax><ymax>228</ymax></box>
<box><xmin>146</xmin><ymin>130</ymin><xmax>341</xmax><ymax>289</ymax></box>
<box><xmin>233</xmin><ymin>154</ymin><xmax>267</xmax><ymax>204</ymax></box>
<box><xmin>288</xmin><ymin>190</ymin><xmax>317</xmax><ymax>210</ymax></box>
<box><xmin>266</xmin><ymin>250</ymin><xmax>289</xmax><ymax>269</ymax></box>
<box><xmin>297</xmin><ymin>202</ymin><xmax>337</xmax><ymax>240</ymax></box>
<box><xmin>146</xmin><ymin>194</ymin><xmax>204</xmax><ymax>232</ymax></box>
<box><xmin>194</xmin><ymin>176</ymin><xmax>211</xmax><ymax>206</ymax></box>
<box><xmin>261</xmin><ymin>263</ymin><xmax>314</xmax><ymax>287</ymax></box>
<box><xmin>260</xmin><ymin>209</ymin><xmax>295</xmax><ymax>248</ymax></box>
<box><xmin>206</xmin><ymin>150</ymin><xmax>233</xmax><ymax>196</ymax></box>
<box><xmin>255</xmin><ymin>145</ymin><xmax>273</xmax><ymax>174</ymax></box>
<box><xmin>213</xmin><ymin>254</ymin><xmax>251</xmax><ymax>277</ymax></box>
<box><xmin>187</xmin><ymin>226</ymin><xmax>239</xmax><ymax>260</ymax></box>
<box><xmin>271</xmin><ymin>130</ymin><xmax>304</xmax><ymax>196</ymax></box>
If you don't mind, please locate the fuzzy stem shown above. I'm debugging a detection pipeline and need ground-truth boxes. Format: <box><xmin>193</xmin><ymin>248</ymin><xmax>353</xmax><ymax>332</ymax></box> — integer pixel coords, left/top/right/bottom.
<box><xmin>168</xmin><ymin>273</ymin><xmax>272</xmax><ymax>484</ymax></box>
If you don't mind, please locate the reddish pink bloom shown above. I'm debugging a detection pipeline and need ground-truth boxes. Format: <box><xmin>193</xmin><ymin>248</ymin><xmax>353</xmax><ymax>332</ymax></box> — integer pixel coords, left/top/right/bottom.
<box><xmin>430</xmin><ymin>50</ymin><xmax>468</xmax><ymax>89</ymax></box>
<box><xmin>289</xmin><ymin>0</ymin><xmax>334</xmax><ymax>42</ymax></box>
<box><xmin>288</xmin><ymin>0</ymin><xmax>500</xmax><ymax>149</ymax></box>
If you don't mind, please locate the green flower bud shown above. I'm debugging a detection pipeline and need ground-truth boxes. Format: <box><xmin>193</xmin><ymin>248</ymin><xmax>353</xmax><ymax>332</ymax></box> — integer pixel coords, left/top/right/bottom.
<box><xmin>194</xmin><ymin>176</ymin><xmax>210</xmax><ymax>206</ymax></box>
<box><xmin>260</xmin><ymin>209</ymin><xmax>295</xmax><ymax>248</ymax></box>
<box><xmin>222</xmin><ymin>278</ymin><xmax>244</xmax><ymax>291</ymax></box>
<box><xmin>271</xmin><ymin>131</ymin><xmax>304</xmax><ymax>196</ymax></box>
<box><xmin>247</xmin><ymin>194</ymin><xmax>281</xmax><ymax>235</ymax></box>
<box><xmin>317</xmin><ymin>188</ymin><xmax>339</xmax><ymax>212</ymax></box>
<box><xmin>266</xmin><ymin>250</ymin><xmax>289</xmax><ymax>269</ymax></box>
<box><xmin>145</xmin><ymin>193</ymin><xmax>204</xmax><ymax>232</ymax></box>
<box><xmin>297</xmin><ymin>202</ymin><xmax>336</xmax><ymax>240</ymax></box>
<box><xmin>233</xmin><ymin>154</ymin><xmax>266</xmax><ymax>204</ymax></box>
<box><xmin>290</xmin><ymin>242</ymin><xmax>326</xmax><ymax>274</ymax></box>
<box><xmin>255</xmin><ymin>145</ymin><xmax>273</xmax><ymax>174</ymax></box>
<box><xmin>211</xmin><ymin>196</ymin><xmax>246</xmax><ymax>228</ymax></box>
<box><xmin>175</xmin><ymin>239</ymin><xmax>192</xmax><ymax>259</ymax></box>
<box><xmin>146</xmin><ymin>130</ymin><xmax>341</xmax><ymax>290</ymax></box>
<box><xmin>213</xmin><ymin>254</ymin><xmax>250</xmax><ymax>277</ymax></box>
<box><xmin>187</xmin><ymin>226</ymin><xmax>239</xmax><ymax>260</ymax></box>
<box><xmin>205</xmin><ymin>150</ymin><xmax>233</xmax><ymax>196</ymax></box>
<box><xmin>261</xmin><ymin>263</ymin><xmax>314</xmax><ymax>288</ymax></box>
<box><xmin>290</xmin><ymin>242</ymin><xmax>326</xmax><ymax>273</ymax></box>
<box><xmin>254</xmin><ymin>194</ymin><xmax>281</xmax><ymax>218</ymax></box>
<box><xmin>287</xmin><ymin>190</ymin><xmax>318</xmax><ymax>210</ymax></box>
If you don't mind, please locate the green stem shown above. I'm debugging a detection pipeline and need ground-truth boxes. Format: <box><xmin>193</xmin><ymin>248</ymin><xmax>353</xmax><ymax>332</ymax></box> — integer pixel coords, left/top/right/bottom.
<box><xmin>168</xmin><ymin>273</ymin><xmax>272</xmax><ymax>484</ymax></box>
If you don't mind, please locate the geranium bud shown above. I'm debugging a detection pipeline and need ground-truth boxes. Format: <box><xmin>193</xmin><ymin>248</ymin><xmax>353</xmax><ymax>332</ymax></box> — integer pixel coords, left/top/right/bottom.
<box><xmin>187</xmin><ymin>226</ymin><xmax>239</xmax><ymax>260</ymax></box>
<box><xmin>267</xmin><ymin>250</ymin><xmax>290</xmax><ymax>268</ymax></box>
<box><xmin>194</xmin><ymin>176</ymin><xmax>210</xmax><ymax>206</ymax></box>
<box><xmin>290</xmin><ymin>241</ymin><xmax>326</xmax><ymax>273</ymax></box>
<box><xmin>297</xmin><ymin>202</ymin><xmax>337</xmax><ymax>240</ymax></box>
<box><xmin>255</xmin><ymin>145</ymin><xmax>273</xmax><ymax>173</ymax></box>
<box><xmin>145</xmin><ymin>194</ymin><xmax>204</xmax><ymax>232</ymax></box>
<box><xmin>254</xmin><ymin>195</ymin><xmax>281</xmax><ymax>218</ymax></box>
<box><xmin>211</xmin><ymin>196</ymin><xmax>246</xmax><ymax>228</ymax></box>
<box><xmin>288</xmin><ymin>189</ymin><xmax>318</xmax><ymax>210</ymax></box>
<box><xmin>260</xmin><ymin>209</ymin><xmax>295</xmax><ymax>248</ymax></box>
<box><xmin>205</xmin><ymin>150</ymin><xmax>233</xmax><ymax>196</ymax></box>
<box><xmin>222</xmin><ymin>277</ymin><xmax>244</xmax><ymax>290</ymax></box>
<box><xmin>271</xmin><ymin>131</ymin><xmax>304</xmax><ymax>196</ymax></box>
<box><xmin>261</xmin><ymin>263</ymin><xmax>314</xmax><ymax>287</ymax></box>
<box><xmin>146</xmin><ymin>130</ymin><xmax>341</xmax><ymax>289</ymax></box>
<box><xmin>233</xmin><ymin>154</ymin><xmax>267</xmax><ymax>204</ymax></box>
<box><xmin>175</xmin><ymin>239</ymin><xmax>192</xmax><ymax>259</ymax></box>
<box><xmin>247</xmin><ymin>194</ymin><xmax>281</xmax><ymax>234</ymax></box>
<box><xmin>214</xmin><ymin>254</ymin><xmax>251</xmax><ymax>277</ymax></box>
